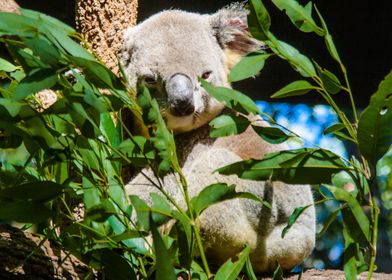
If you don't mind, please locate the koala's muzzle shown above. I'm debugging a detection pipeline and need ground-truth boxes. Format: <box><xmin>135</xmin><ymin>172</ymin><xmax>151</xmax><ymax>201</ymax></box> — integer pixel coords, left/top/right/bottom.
<box><xmin>166</xmin><ymin>73</ymin><xmax>195</xmax><ymax>117</ymax></box>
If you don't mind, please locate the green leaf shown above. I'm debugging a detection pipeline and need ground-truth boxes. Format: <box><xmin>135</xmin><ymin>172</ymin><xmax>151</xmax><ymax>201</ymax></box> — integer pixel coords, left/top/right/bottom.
<box><xmin>248</xmin><ymin>0</ymin><xmax>271</xmax><ymax>41</ymax></box>
<box><xmin>0</xmin><ymin>181</ymin><xmax>65</xmax><ymax>202</ymax></box>
<box><xmin>271</xmin><ymin>80</ymin><xmax>318</xmax><ymax>99</ymax></box>
<box><xmin>358</xmin><ymin>70</ymin><xmax>392</xmax><ymax>164</ymax></box>
<box><xmin>317</xmin><ymin>67</ymin><xmax>342</xmax><ymax>94</ymax></box>
<box><xmin>209</xmin><ymin>115</ymin><xmax>250</xmax><ymax>138</ymax></box>
<box><xmin>13</xmin><ymin>68</ymin><xmax>58</xmax><ymax>101</ymax></box>
<box><xmin>268</xmin><ymin>37</ymin><xmax>316</xmax><ymax>78</ymax></box>
<box><xmin>316</xmin><ymin>207</ymin><xmax>341</xmax><ymax>238</ymax></box>
<box><xmin>281</xmin><ymin>205</ymin><xmax>312</xmax><ymax>238</ymax></box>
<box><xmin>112</xmin><ymin>137</ymin><xmax>155</xmax><ymax>167</ymax></box>
<box><xmin>0</xmin><ymin>98</ymin><xmax>22</xmax><ymax>117</ymax></box>
<box><xmin>272</xmin><ymin>264</ymin><xmax>284</xmax><ymax>280</ymax></box>
<box><xmin>271</xmin><ymin>0</ymin><xmax>323</xmax><ymax>35</ymax></box>
<box><xmin>0</xmin><ymin>12</ymin><xmax>38</xmax><ymax>37</ymax></box>
<box><xmin>21</xmin><ymin>9</ymin><xmax>75</xmax><ymax>35</ymax></box>
<box><xmin>325</xmin><ymin>185</ymin><xmax>370</xmax><ymax>242</ymax></box>
<box><xmin>94</xmin><ymin>249</ymin><xmax>136</xmax><ymax>280</ymax></box>
<box><xmin>229</xmin><ymin>52</ymin><xmax>271</xmax><ymax>82</ymax></box>
<box><xmin>218</xmin><ymin>148</ymin><xmax>347</xmax><ymax>184</ymax></box>
<box><xmin>314</xmin><ymin>6</ymin><xmax>341</xmax><ymax>63</ymax></box>
<box><xmin>150</xmin><ymin>213</ymin><xmax>177</xmax><ymax>280</ymax></box>
<box><xmin>200</xmin><ymin>80</ymin><xmax>260</xmax><ymax>115</ymax></box>
<box><xmin>23</xmin><ymin>35</ymin><xmax>62</xmax><ymax>67</ymax></box>
<box><xmin>323</xmin><ymin>123</ymin><xmax>345</xmax><ymax>135</ymax></box>
<box><xmin>172</xmin><ymin>211</ymin><xmax>193</xmax><ymax>269</ymax></box>
<box><xmin>244</xmin><ymin>255</ymin><xmax>258</xmax><ymax>280</ymax></box>
<box><xmin>0</xmin><ymin>57</ymin><xmax>18</xmax><ymax>72</ymax></box>
<box><xmin>0</xmin><ymin>201</ymin><xmax>51</xmax><ymax>223</ymax></box>
<box><xmin>129</xmin><ymin>195</ymin><xmax>151</xmax><ymax>231</ymax></box>
<box><xmin>214</xmin><ymin>246</ymin><xmax>250</xmax><ymax>280</ymax></box>
<box><xmin>251</xmin><ymin>125</ymin><xmax>290</xmax><ymax>144</ymax></box>
<box><xmin>190</xmin><ymin>183</ymin><xmax>270</xmax><ymax>217</ymax></box>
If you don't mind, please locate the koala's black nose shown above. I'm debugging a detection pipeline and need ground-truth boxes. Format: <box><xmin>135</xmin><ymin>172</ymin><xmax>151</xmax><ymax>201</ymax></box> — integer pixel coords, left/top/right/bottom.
<box><xmin>166</xmin><ymin>73</ymin><xmax>195</xmax><ymax>117</ymax></box>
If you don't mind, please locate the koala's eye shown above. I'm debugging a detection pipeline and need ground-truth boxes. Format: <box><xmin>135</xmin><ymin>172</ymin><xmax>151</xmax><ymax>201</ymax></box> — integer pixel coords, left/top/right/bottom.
<box><xmin>201</xmin><ymin>71</ymin><xmax>212</xmax><ymax>80</ymax></box>
<box><xmin>143</xmin><ymin>76</ymin><xmax>157</xmax><ymax>86</ymax></box>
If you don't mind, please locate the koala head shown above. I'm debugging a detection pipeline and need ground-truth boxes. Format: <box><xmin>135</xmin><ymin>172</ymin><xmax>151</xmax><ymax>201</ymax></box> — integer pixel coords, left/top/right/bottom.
<box><xmin>121</xmin><ymin>3</ymin><xmax>262</xmax><ymax>134</ymax></box>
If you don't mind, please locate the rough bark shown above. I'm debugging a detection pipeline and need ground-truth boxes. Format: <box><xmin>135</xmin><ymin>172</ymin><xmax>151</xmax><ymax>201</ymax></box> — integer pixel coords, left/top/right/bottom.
<box><xmin>0</xmin><ymin>224</ymin><xmax>91</xmax><ymax>279</ymax></box>
<box><xmin>75</xmin><ymin>0</ymin><xmax>138</xmax><ymax>73</ymax></box>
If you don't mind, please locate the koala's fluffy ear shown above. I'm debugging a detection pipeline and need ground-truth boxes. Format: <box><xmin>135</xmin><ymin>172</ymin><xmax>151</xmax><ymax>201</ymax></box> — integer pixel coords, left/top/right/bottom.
<box><xmin>210</xmin><ymin>2</ymin><xmax>264</xmax><ymax>69</ymax></box>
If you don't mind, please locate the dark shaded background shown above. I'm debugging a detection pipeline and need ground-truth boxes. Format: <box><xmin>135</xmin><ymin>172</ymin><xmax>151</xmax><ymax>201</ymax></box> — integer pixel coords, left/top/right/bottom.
<box><xmin>17</xmin><ymin>0</ymin><xmax>392</xmax><ymax>108</ymax></box>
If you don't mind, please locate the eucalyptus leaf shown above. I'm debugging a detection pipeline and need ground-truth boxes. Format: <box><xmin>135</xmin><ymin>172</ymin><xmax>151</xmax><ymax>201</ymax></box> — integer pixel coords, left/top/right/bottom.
<box><xmin>229</xmin><ymin>52</ymin><xmax>271</xmax><ymax>82</ymax></box>
<box><xmin>281</xmin><ymin>205</ymin><xmax>312</xmax><ymax>238</ymax></box>
<box><xmin>358</xmin><ymin>70</ymin><xmax>392</xmax><ymax>164</ymax></box>
<box><xmin>251</xmin><ymin>125</ymin><xmax>290</xmax><ymax>144</ymax></box>
<box><xmin>218</xmin><ymin>148</ymin><xmax>347</xmax><ymax>184</ymax></box>
<box><xmin>0</xmin><ymin>201</ymin><xmax>51</xmax><ymax>223</ymax></box>
<box><xmin>214</xmin><ymin>246</ymin><xmax>250</xmax><ymax>280</ymax></box>
<box><xmin>248</xmin><ymin>0</ymin><xmax>271</xmax><ymax>41</ymax></box>
<box><xmin>268</xmin><ymin>37</ymin><xmax>316</xmax><ymax>78</ymax></box>
<box><xmin>325</xmin><ymin>185</ymin><xmax>370</xmax><ymax>242</ymax></box>
<box><xmin>271</xmin><ymin>80</ymin><xmax>317</xmax><ymax>99</ymax></box>
<box><xmin>0</xmin><ymin>181</ymin><xmax>64</xmax><ymax>202</ymax></box>
<box><xmin>190</xmin><ymin>183</ymin><xmax>270</xmax><ymax>217</ymax></box>
<box><xmin>271</xmin><ymin>0</ymin><xmax>323</xmax><ymax>35</ymax></box>
<box><xmin>0</xmin><ymin>57</ymin><xmax>17</xmax><ymax>72</ymax></box>
<box><xmin>200</xmin><ymin>80</ymin><xmax>260</xmax><ymax>115</ymax></box>
<box><xmin>13</xmin><ymin>68</ymin><xmax>58</xmax><ymax>101</ymax></box>
<box><xmin>150</xmin><ymin>213</ymin><xmax>177</xmax><ymax>280</ymax></box>
<box><xmin>209</xmin><ymin>115</ymin><xmax>250</xmax><ymax>138</ymax></box>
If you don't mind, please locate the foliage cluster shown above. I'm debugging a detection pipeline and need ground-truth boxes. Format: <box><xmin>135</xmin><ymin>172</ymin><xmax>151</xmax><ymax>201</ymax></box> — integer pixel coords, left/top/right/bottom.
<box><xmin>0</xmin><ymin>1</ymin><xmax>390</xmax><ymax>279</ymax></box>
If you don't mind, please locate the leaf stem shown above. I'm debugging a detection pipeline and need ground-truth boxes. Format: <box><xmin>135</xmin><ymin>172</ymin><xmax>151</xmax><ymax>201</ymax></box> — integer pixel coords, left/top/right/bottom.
<box><xmin>367</xmin><ymin>193</ymin><xmax>379</xmax><ymax>280</ymax></box>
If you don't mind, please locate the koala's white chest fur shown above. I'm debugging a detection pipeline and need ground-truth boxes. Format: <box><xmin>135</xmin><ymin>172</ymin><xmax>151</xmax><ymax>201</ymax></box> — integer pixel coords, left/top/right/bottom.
<box><xmin>122</xmin><ymin>3</ymin><xmax>316</xmax><ymax>273</ymax></box>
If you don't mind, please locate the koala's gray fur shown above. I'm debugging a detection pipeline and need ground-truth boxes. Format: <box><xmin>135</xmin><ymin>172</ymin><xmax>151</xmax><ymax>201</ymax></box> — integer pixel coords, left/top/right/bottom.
<box><xmin>122</xmin><ymin>3</ymin><xmax>315</xmax><ymax>273</ymax></box>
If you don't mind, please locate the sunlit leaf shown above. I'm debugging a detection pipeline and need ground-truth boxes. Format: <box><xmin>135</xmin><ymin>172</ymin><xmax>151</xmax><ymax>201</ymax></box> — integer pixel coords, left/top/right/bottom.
<box><xmin>248</xmin><ymin>0</ymin><xmax>271</xmax><ymax>41</ymax></box>
<box><xmin>191</xmin><ymin>183</ymin><xmax>270</xmax><ymax>217</ymax></box>
<box><xmin>271</xmin><ymin>0</ymin><xmax>323</xmax><ymax>35</ymax></box>
<box><xmin>200</xmin><ymin>80</ymin><xmax>260</xmax><ymax>115</ymax></box>
<box><xmin>218</xmin><ymin>148</ymin><xmax>348</xmax><ymax>184</ymax></box>
<box><xmin>0</xmin><ymin>57</ymin><xmax>17</xmax><ymax>72</ymax></box>
<box><xmin>271</xmin><ymin>80</ymin><xmax>317</xmax><ymax>99</ymax></box>
<box><xmin>229</xmin><ymin>52</ymin><xmax>271</xmax><ymax>82</ymax></box>
<box><xmin>13</xmin><ymin>68</ymin><xmax>58</xmax><ymax>101</ymax></box>
<box><xmin>214</xmin><ymin>246</ymin><xmax>250</xmax><ymax>280</ymax></box>
<box><xmin>209</xmin><ymin>115</ymin><xmax>250</xmax><ymax>138</ymax></box>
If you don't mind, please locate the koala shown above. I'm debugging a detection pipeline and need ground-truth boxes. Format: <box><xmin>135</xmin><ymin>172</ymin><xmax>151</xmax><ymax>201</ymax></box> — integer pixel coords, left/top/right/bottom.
<box><xmin>122</xmin><ymin>3</ymin><xmax>316</xmax><ymax>273</ymax></box>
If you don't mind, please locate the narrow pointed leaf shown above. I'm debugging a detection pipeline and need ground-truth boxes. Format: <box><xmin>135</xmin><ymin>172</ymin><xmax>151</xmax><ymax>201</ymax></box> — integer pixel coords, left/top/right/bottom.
<box><xmin>215</xmin><ymin>246</ymin><xmax>250</xmax><ymax>280</ymax></box>
<box><xmin>218</xmin><ymin>148</ymin><xmax>347</xmax><ymax>184</ymax></box>
<box><xmin>281</xmin><ymin>205</ymin><xmax>312</xmax><ymax>238</ymax></box>
<box><xmin>271</xmin><ymin>0</ymin><xmax>323</xmax><ymax>35</ymax></box>
<box><xmin>200</xmin><ymin>80</ymin><xmax>260</xmax><ymax>115</ymax></box>
<box><xmin>150</xmin><ymin>213</ymin><xmax>176</xmax><ymax>280</ymax></box>
<box><xmin>229</xmin><ymin>52</ymin><xmax>271</xmax><ymax>82</ymax></box>
<box><xmin>271</xmin><ymin>80</ymin><xmax>317</xmax><ymax>99</ymax></box>
<box><xmin>252</xmin><ymin>125</ymin><xmax>290</xmax><ymax>144</ymax></box>
<box><xmin>248</xmin><ymin>0</ymin><xmax>271</xmax><ymax>41</ymax></box>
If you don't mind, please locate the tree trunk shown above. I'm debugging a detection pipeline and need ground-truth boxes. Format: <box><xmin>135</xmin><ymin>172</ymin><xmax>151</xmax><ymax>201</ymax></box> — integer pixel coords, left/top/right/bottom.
<box><xmin>0</xmin><ymin>0</ymin><xmax>139</xmax><ymax>279</ymax></box>
<box><xmin>0</xmin><ymin>224</ymin><xmax>91</xmax><ymax>279</ymax></box>
<box><xmin>75</xmin><ymin>0</ymin><xmax>138</xmax><ymax>73</ymax></box>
